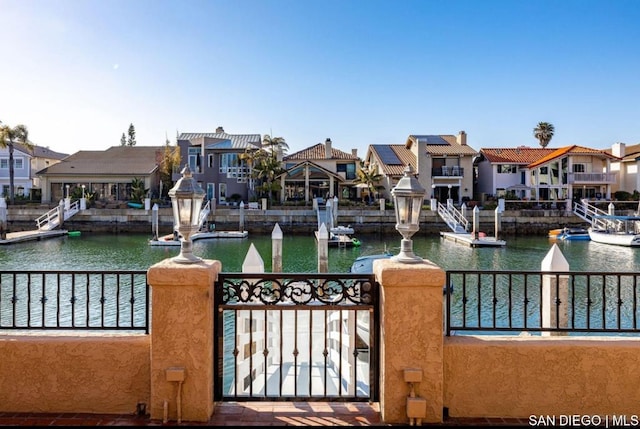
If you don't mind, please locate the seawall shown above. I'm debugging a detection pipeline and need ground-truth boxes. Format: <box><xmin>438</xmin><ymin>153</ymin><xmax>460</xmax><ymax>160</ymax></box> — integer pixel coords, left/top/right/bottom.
<box><xmin>4</xmin><ymin>206</ymin><xmax>589</xmax><ymax>236</ymax></box>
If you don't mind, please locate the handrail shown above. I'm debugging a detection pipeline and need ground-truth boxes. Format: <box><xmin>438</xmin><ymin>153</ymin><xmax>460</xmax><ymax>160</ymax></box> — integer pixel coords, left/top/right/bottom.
<box><xmin>35</xmin><ymin>200</ymin><xmax>81</xmax><ymax>231</ymax></box>
<box><xmin>437</xmin><ymin>202</ymin><xmax>469</xmax><ymax>233</ymax></box>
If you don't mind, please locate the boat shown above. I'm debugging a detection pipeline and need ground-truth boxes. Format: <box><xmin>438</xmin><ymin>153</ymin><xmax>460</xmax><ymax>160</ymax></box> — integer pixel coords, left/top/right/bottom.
<box><xmin>550</xmin><ymin>227</ymin><xmax>590</xmax><ymax>241</ymax></box>
<box><xmin>67</xmin><ymin>231</ymin><xmax>82</xmax><ymax>237</ymax></box>
<box><xmin>349</xmin><ymin>252</ymin><xmax>393</xmax><ymax>273</ymax></box>
<box><xmin>588</xmin><ymin>214</ymin><xmax>640</xmax><ymax>247</ymax></box>
<box><xmin>149</xmin><ymin>230</ymin><xmax>248</xmax><ymax>246</ymax></box>
<box><xmin>127</xmin><ymin>202</ymin><xmax>144</xmax><ymax>209</ymax></box>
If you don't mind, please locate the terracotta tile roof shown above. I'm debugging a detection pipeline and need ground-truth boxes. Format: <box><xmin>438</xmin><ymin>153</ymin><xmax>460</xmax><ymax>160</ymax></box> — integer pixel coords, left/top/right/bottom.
<box><xmin>405</xmin><ymin>134</ymin><xmax>478</xmax><ymax>156</ymax></box>
<box><xmin>480</xmin><ymin>147</ymin><xmax>556</xmax><ymax>164</ymax></box>
<box><xmin>178</xmin><ymin>132</ymin><xmax>262</xmax><ymax>150</ymax></box>
<box><xmin>527</xmin><ymin>145</ymin><xmax>620</xmax><ymax>168</ymax></box>
<box><xmin>284</xmin><ymin>143</ymin><xmax>359</xmax><ymax>161</ymax></box>
<box><xmin>369</xmin><ymin>145</ymin><xmax>416</xmax><ymax>176</ymax></box>
<box><xmin>36</xmin><ymin>146</ymin><xmax>164</xmax><ymax>176</ymax></box>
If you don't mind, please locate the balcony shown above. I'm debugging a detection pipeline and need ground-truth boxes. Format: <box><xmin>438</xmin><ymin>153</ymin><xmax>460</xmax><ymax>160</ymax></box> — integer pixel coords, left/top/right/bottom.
<box><xmin>432</xmin><ymin>166</ymin><xmax>464</xmax><ymax>177</ymax></box>
<box><xmin>568</xmin><ymin>172</ymin><xmax>617</xmax><ymax>184</ymax></box>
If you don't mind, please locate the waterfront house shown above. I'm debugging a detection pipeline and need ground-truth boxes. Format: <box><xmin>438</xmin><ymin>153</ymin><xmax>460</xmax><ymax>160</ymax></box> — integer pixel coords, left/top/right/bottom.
<box><xmin>475</xmin><ymin>146</ymin><xmax>555</xmax><ymax>201</ymax></box>
<box><xmin>525</xmin><ymin>145</ymin><xmax>619</xmax><ymax>203</ymax></box>
<box><xmin>364</xmin><ymin>131</ymin><xmax>477</xmax><ymax>206</ymax></box>
<box><xmin>606</xmin><ymin>142</ymin><xmax>640</xmax><ymax>195</ymax></box>
<box><xmin>0</xmin><ymin>143</ymin><xmax>67</xmax><ymax>200</ymax></box>
<box><xmin>277</xmin><ymin>138</ymin><xmax>361</xmax><ymax>203</ymax></box>
<box><xmin>176</xmin><ymin>127</ymin><xmax>262</xmax><ymax>205</ymax></box>
<box><xmin>36</xmin><ymin>145</ymin><xmax>163</xmax><ymax>204</ymax></box>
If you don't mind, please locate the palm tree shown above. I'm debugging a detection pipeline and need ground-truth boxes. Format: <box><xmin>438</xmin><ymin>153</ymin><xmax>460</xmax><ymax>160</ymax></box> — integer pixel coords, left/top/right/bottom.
<box><xmin>533</xmin><ymin>122</ymin><xmax>555</xmax><ymax>148</ymax></box>
<box><xmin>0</xmin><ymin>122</ymin><xmax>31</xmax><ymax>204</ymax></box>
<box><xmin>354</xmin><ymin>161</ymin><xmax>384</xmax><ymax>205</ymax></box>
<box><xmin>261</xmin><ymin>134</ymin><xmax>289</xmax><ymax>159</ymax></box>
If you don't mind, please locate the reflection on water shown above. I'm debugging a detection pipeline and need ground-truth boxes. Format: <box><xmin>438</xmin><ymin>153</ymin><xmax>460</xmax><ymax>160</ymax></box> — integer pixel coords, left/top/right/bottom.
<box><xmin>1</xmin><ymin>232</ymin><xmax>640</xmax><ymax>273</ymax></box>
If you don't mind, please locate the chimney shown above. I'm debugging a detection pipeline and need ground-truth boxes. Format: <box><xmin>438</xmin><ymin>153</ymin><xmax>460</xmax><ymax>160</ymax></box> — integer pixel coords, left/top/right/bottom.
<box><xmin>216</xmin><ymin>126</ymin><xmax>224</xmax><ymax>133</ymax></box>
<box><xmin>612</xmin><ymin>142</ymin><xmax>626</xmax><ymax>158</ymax></box>
<box><xmin>457</xmin><ymin>131</ymin><xmax>467</xmax><ymax>146</ymax></box>
<box><xmin>352</xmin><ymin>148</ymin><xmax>358</xmax><ymax>157</ymax></box>
<box><xmin>325</xmin><ymin>138</ymin><xmax>332</xmax><ymax>159</ymax></box>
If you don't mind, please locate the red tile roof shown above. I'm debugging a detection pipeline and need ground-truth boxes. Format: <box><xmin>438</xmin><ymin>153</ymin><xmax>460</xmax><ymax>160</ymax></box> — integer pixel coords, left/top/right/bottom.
<box><xmin>480</xmin><ymin>147</ymin><xmax>556</xmax><ymax>164</ymax></box>
<box><xmin>284</xmin><ymin>143</ymin><xmax>359</xmax><ymax>161</ymax></box>
<box><xmin>527</xmin><ymin>145</ymin><xmax>619</xmax><ymax>168</ymax></box>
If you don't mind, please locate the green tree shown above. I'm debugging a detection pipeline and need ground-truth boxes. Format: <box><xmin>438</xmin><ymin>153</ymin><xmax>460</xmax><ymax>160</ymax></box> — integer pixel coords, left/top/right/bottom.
<box><xmin>0</xmin><ymin>121</ymin><xmax>32</xmax><ymax>204</ymax></box>
<box><xmin>120</xmin><ymin>133</ymin><xmax>126</xmax><ymax>146</ymax></box>
<box><xmin>127</xmin><ymin>123</ymin><xmax>136</xmax><ymax>146</ymax></box>
<box><xmin>533</xmin><ymin>122</ymin><xmax>555</xmax><ymax>148</ymax></box>
<box><xmin>240</xmin><ymin>134</ymin><xmax>288</xmax><ymax>206</ymax></box>
<box><xmin>354</xmin><ymin>161</ymin><xmax>384</xmax><ymax>204</ymax></box>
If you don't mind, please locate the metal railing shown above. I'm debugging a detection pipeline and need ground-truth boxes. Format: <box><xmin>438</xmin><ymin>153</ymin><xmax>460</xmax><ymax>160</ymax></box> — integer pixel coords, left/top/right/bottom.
<box><xmin>214</xmin><ymin>272</ymin><xmax>379</xmax><ymax>402</ymax></box>
<box><xmin>0</xmin><ymin>271</ymin><xmax>149</xmax><ymax>332</ymax></box>
<box><xmin>446</xmin><ymin>270</ymin><xmax>640</xmax><ymax>336</ymax></box>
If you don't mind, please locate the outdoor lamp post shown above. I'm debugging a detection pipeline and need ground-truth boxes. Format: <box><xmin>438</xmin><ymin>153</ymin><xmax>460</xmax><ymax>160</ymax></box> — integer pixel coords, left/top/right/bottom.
<box><xmin>81</xmin><ymin>184</ymin><xmax>85</xmax><ymax>199</ymax></box>
<box><xmin>66</xmin><ymin>185</ymin><xmax>70</xmax><ymax>199</ymax></box>
<box><xmin>431</xmin><ymin>184</ymin><xmax>436</xmax><ymax>199</ymax></box>
<box><xmin>391</xmin><ymin>165</ymin><xmax>426</xmax><ymax>263</ymax></box>
<box><xmin>168</xmin><ymin>164</ymin><xmax>206</xmax><ymax>264</ymax></box>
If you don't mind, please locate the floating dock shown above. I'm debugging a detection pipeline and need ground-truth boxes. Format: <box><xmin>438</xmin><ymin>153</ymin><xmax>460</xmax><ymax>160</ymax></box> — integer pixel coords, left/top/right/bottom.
<box><xmin>440</xmin><ymin>232</ymin><xmax>506</xmax><ymax>248</ymax></box>
<box><xmin>149</xmin><ymin>230</ymin><xmax>248</xmax><ymax>246</ymax></box>
<box><xmin>0</xmin><ymin>229</ymin><xmax>69</xmax><ymax>245</ymax></box>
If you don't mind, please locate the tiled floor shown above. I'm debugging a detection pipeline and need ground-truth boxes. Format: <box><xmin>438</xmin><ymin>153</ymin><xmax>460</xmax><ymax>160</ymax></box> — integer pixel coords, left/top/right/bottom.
<box><xmin>0</xmin><ymin>402</ymin><xmax>531</xmax><ymax>426</ymax></box>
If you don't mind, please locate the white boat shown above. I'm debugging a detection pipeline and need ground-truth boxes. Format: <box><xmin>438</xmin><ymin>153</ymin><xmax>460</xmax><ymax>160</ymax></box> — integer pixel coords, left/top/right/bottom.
<box><xmin>588</xmin><ymin>214</ymin><xmax>640</xmax><ymax>247</ymax></box>
<box><xmin>149</xmin><ymin>230</ymin><xmax>248</xmax><ymax>246</ymax></box>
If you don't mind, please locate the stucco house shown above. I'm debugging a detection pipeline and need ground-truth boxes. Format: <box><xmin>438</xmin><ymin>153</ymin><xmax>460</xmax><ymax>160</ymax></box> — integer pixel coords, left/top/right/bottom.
<box><xmin>476</xmin><ymin>145</ymin><xmax>620</xmax><ymax>204</ymax></box>
<box><xmin>364</xmin><ymin>131</ymin><xmax>477</xmax><ymax>205</ymax></box>
<box><xmin>36</xmin><ymin>146</ymin><xmax>163</xmax><ymax>204</ymax></box>
<box><xmin>176</xmin><ymin>127</ymin><xmax>262</xmax><ymax>205</ymax></box>
<box><xmin>277</xmin><ymin>138</ymin><xmax>360</xmax><ymax>203</ymax></box>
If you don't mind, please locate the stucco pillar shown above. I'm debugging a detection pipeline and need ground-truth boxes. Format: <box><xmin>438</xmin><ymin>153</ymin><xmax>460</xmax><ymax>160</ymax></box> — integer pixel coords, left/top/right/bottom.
<box><xmin>147</xmin><ymin>258</ymin><xmax>221</xmax><ymax>422</ymax></box>
<box><xmin>373</xmin><ymin>258</ymin><xmax>446</xmax><ymax>425</ymax></box>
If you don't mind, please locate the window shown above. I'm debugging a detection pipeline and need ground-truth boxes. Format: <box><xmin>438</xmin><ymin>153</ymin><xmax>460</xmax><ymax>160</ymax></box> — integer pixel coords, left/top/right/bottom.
<box><xmin>188</xmin><ymin>148</ymin><xmax>201</xmax><ymax>173</ymax></box>
<box><xmin>219</xmin><ymin>183</ymin><xmax>227</xmax><ymax>202</ymax></box>
<box><xmin>498</xmin><ymin>164</ymin><xmax>518</xmax><ymax>174</ymax></box>
<box><xmin>336</xmin><ymin>163</ymin><xmax>356</xmax><ymax>180</ymax></box>
<box><xmin>0</xmin><ymin>158</ymin><xmax>23</xmax><ymax>169</ymax></box>
<box><xmin>207</xmin><ymin>154</ymin><xmax>214</xmax><ymax>168</ymax></box>
<box><xmin>573</xmin><ymin>164</ymin><xmax>585</xmax><ymax>173</ymax></box>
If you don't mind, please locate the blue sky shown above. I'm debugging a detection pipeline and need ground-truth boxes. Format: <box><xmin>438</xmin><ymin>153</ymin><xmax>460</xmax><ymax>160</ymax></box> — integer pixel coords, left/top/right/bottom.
<box><xmin>2</xmin><ymin>0</ymin><xmax>640</xmax><ymax>158</ymax></box>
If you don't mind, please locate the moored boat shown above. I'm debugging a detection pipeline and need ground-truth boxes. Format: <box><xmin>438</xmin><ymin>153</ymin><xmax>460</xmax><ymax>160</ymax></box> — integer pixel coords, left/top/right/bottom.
<box><xmin>588</xmin><ymin>214</ymin><xmax>640</xmax><ymax>247</ymax></box>
<box><xmin>551</xmin><ymin>227</ymin><xmax>590</xmax><ymax>241</ymax></box>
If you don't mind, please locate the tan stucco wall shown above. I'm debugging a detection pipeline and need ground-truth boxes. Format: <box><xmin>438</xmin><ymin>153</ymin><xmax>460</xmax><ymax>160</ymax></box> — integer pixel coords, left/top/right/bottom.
<box><xmin>0</xmin><ymin>334</ymin><xmax>150</xmax><ymax>414</ymax></box>
<box><xmin>374</xmin><ymin>258</ymin><xmax>446</xmax><ymax>425</ymax></box>
<box><xmin>444</xmin><ymin>335</ymin><xmax>640</xmax><ymax>418</ymax></box>
<box><xmin>147</xmin><ymin>258</ymin><xmax>220</xmax><ymax>422</ymax></box>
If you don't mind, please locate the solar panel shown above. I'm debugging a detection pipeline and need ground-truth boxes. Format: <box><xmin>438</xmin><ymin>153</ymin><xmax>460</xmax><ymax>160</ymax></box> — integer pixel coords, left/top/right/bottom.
<box><xmin>375</xmin><ymin>145</ymin><xmax>402</xmax><ymax>165</ymax></box>
<box><xmin>416</xmin><ymin>135</ymin><xmax>450</xmax><ymax>145</ymax></box>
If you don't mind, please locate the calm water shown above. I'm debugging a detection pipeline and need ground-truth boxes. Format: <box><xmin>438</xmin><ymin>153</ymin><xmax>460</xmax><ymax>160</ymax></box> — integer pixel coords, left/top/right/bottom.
<box><xmin>1</xmin><ymin>231</ymin><xmax>639</xmax><ymax>273</ymax></box>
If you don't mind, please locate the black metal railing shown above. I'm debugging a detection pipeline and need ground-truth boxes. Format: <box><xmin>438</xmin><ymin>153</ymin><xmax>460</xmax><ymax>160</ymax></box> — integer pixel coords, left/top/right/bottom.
<box><xmin>0</xmin><ymin>271</ymin><xmax>149</xmax><ymax>332</ymax></box>
<box><xmin>446</xmin><ymin>270</ymin><xmax>640</xmax><ymax>336</ymax></box>
<box><xmin>214</xmin><ymin>273</ymin><xmax>379</xmax><ymax>402</ymax></box>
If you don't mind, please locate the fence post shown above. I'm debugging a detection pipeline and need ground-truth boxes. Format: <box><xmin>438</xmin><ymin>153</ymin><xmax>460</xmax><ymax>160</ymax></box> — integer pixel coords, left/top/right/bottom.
<box><xmin>541</xmin><ymin>243</ymin><xmax>569</xmax><ymax>336</ymax></box>
<box><xmin>317</xmin><ymin>223</ymin><xmax>329</xmax><ymax>273</ymax></box>
<box><xmin>272</xmin><ymin>223</ymin><xmax>283</xmax><ymax>273</ymax></box>
<box><xmin>243</xmin><ymin>243</ymin><xmax>264</xmax><ymax>273</ymax></box>
<box><xmin>373</xmin><ymin>258</ymin><xmax>446</xmax><ymax>424</ymax></box>
<box><xmin>239</xmin><ymin>202</ymin><xmax>245</xmax><ymax>232</ymax></box>
<box><xmin>147</xmin><ymin>258</ymin><xmax>221</xmax><ymax>422</ymax></box>
<box><xmin>472</xmin><ymin>206</ymin><xmax>479</xmax><ymax>240</ymax></box>
<box><xmin>494</xmin><ymin>207</ymin><xmax>501</xmax><ymax>240</ymax></box>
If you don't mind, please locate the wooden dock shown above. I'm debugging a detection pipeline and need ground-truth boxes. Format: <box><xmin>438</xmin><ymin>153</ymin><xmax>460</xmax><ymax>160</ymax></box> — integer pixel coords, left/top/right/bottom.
<box><xmin>0</xmin><ymin>229</ymin><xmax>69</xmax><ymax>245</ymax></box>
<box><xmin>440</xmin><ymin>232</ymin><xmax>506</xmax><ymax>247</ymax></box>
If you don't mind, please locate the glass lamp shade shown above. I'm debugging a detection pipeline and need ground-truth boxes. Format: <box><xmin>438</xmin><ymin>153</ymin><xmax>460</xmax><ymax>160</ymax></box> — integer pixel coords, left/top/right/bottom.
<box><xmin>390</xmin><ymin>165</ymin><xmax>426</xmax><ymax>263</ymax></box>
<box><xmin>168</xmin><ymin>164</ymin><xmax>206</xmax><ymax>263</ymax></box>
